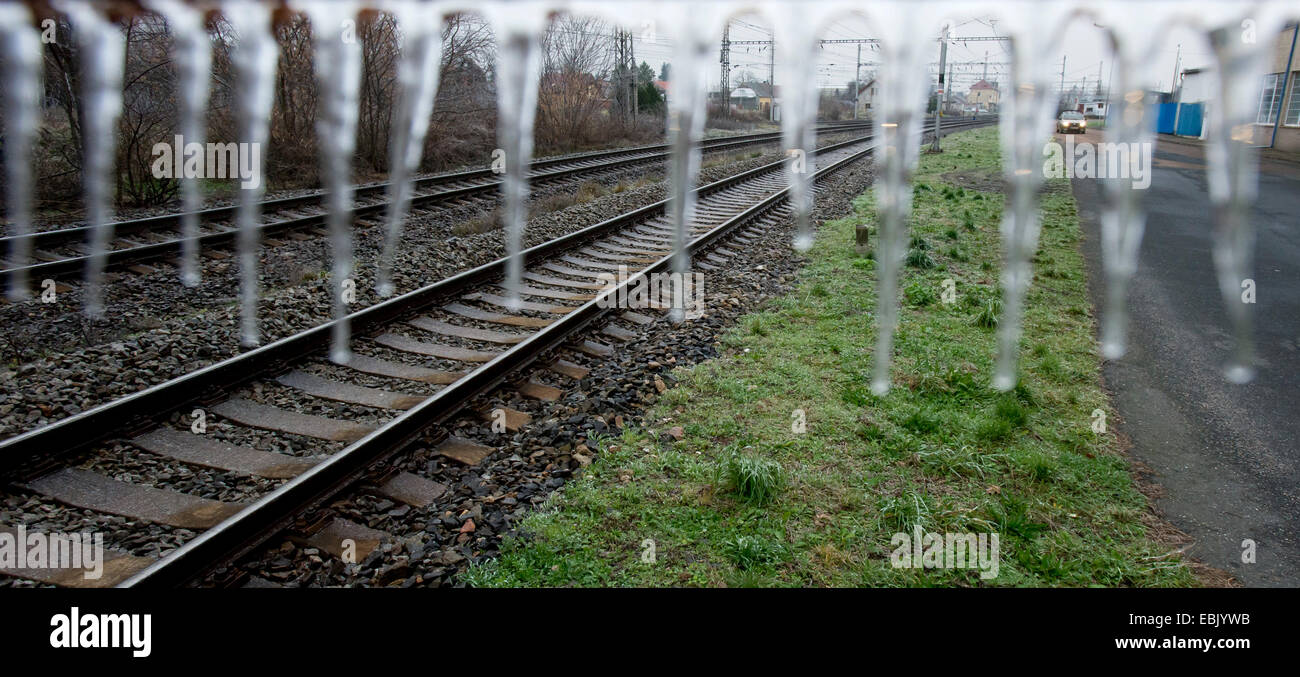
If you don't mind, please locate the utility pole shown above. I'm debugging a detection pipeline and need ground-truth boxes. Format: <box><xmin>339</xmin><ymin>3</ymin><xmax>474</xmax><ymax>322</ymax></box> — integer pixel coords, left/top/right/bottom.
<box><xmin>1171</xmin><ymin>43</ymin><xmax>1183</xmax><ymax>134</ymax></box>
<box><xmin>613</xmin><ymin>28</ymin><xmax>636</xmax><ymax>125</ymax></box>
<box><xmin>626</xmin><ymin>35</ymin><xmax>631</xmax><ymax>124</ymax></box>
<box><xmin>982</xmin><ymin>50</ymin><xmax>988</xmax><ymax>81</ymax></box>
<box><xmin>1103</xmin><ymin>58</ymin><xmax>1114</xmax><ymax>125</ymax></box>
<box><xmin>853</xmin><ymin>42</ymin><xmax>861</xmax><ymax>120</ymax></box>
<box><xmin>1170</xmin><ymin>43</ymin><xmax>1181</xmax><ymax>97</ymax></box>
<box><xmin>930</xmin><ymin>24</ymin><xmax>948</xmax><ymax>151</ymax></box>
<box><xmin>720</xmin><ymin>22</ymin><xmax>731</xmax><ymax>118</ymax></box>
<box><xmin>1059</xmin><ymin>54</ymin><xmax>1066</xmax><ymax>110</ymax></box>
<box><xmin>769</xmin><ymin>42</ymin><xmax>775</xmax><ymax>122</ymax></box>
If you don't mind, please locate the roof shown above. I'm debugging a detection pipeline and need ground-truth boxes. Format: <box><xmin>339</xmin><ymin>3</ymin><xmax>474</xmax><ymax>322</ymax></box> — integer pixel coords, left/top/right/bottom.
<box><xmin>856</xmin><ymin>78</ymin><xmax>877</xmax><ymax>96</ymax></box>
<box><xmin>730</xmin><ymin>87</ymin><xmax>758</xmax><ymax>98</ymax></box>
<box><xmin>970</xmin><ymin>79</ymin><xmax>998</xmax><ymax>91</ymax></box>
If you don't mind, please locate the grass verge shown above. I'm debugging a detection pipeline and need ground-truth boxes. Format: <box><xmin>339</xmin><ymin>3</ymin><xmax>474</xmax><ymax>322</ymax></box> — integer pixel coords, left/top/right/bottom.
<box><xmin>465</xmin><ymin>126</ymin><xmax>1196</xmax><ymax>587</ymax></box>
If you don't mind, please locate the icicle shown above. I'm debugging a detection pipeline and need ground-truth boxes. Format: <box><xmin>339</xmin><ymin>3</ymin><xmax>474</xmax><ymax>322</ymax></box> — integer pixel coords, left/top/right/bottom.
<box><xmin>1091</xmin><ymin>5</ymin><xmax>1177</xmax><ymax>363</ymax></box>
<box><xmin>662</xmin><ymin>11</ymin><xmax>716</xmax><ymax>323</ymax></box>
<box><xmin>484</xmin><ymin>3</ymin><xmax>548</xmax><ymax>312</ymax></box>
<box><xmin>0</xmin><ymin>7</ymin><xmax>42</xmax><ymax>302</ymax></box>
<box><xmin>149</xmin><ymin>0</ymin><xmax>212</xmax><ymax>288</ymax></box>
<box><xmin>57</xmin><ymin>2</ymin><xmax>126</xmax><ymax>318</ymax></box>
<box><xmin>866</xmin><ymin>10</ymin><xmax>933</xmax><ymax>395</ymax></box>
<box><xmin>990</xmin><ymin>8</ymin><xmax>1069</xmax><ymax>391</ymax></box>
<box><xmin>224</xmin><ymin>1</ymin><xmax>278</xmax><ymax>348</ymax></box>
<box><xmin>376</xmin><ymin>1</ymin><xmax>445</xmax><ymax>299</ymax></box>
<box><xmin>302</xmin><ymin>1</ymin><xmax>364</xmax><ymax>365</ymax></box>
<box><xmin>773</xmin><ymin>4</ymin><xmax>824</xmax><ymax>252</ymax></box>
<box><xmin>1204</xmin><ymin>18</ymin><xmax>1274</xmax><ymax>384</ymax></box>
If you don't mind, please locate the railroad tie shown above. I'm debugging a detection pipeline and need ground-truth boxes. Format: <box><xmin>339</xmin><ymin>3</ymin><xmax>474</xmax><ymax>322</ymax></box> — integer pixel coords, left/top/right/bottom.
<box><xmin>574</xmin><ymin>340</ymin><xmax>615</xmax><ymax>358</ymax></box>
<box><xmin>523</xmin><ymin>271</ymin><xmax>605</xmax><ymax>290</ymax></box>
<box><xmin>463</xmin><ymin>291</ymin><xmax>576</xmax><ymax>315</ymax></box>
<box><xmin>292</xmin><ymin>517</ymin><xmax>391</xmax><ymax>563</ymax></box>
<box><xmin>212</xmin><ymin>398</ymin><xmax>377</xmax><ymax>443</ymax></box>
<box><xmin>443</xmin><ymin>302</ymin><xmax>553</xmax><ymax>328</ymax></box>
<box><xmin>408</xmin><ymin>316</ymin><xmax>529</xmax><ymax>345</ymax></box>
<box><xmin>131</xmin><ymin>428</ymin><xmax>320</xmax><ymax>479</ymax></box>
<box><xmin>496</xmin><ymin>284</ymin><xmax>595</xmax><ymax>301</ymax></box>
<box><xmin>371</xmin><ymin>472</ymin><xmax>447</xmax><ymax>508</ymax></box>
<box><xmin>374</xmin><ymin>333</ymin><xmax>498</xmax><ymax>363</ymax></box>
<box><xmin>277</xmin><ymin>370</ymin><xmax>427</xmax><ymax>410</ymax></box>
<box><xmin>343</xmin><ymin>353</ymin><xmax>465</xmax><ymax>384</ymax></box>
<box><xmin>518</xmin><ymin>381</ymin><xmax>563</xmax><ymax>402</ymax></box>
<box><xmin>481</xmin><ymin>406</ymin><xmax>531</xmax><ymax>432</ymax></box>
<box><xmin>0</xmin><ymin>526</ymin><xmax>154</xmax><ymax>588</ymax></box>
<box><xmin>23</xmin><ymin>468</ymin><xmax>245</xmax><ymax>530</ymax></box>
<box><xmin>550</xmin><ymin>359</ymin><xmax>590</xmax><ymax>380</ymax></box>
<box><xmin>435</xmin><ymin>437</ymin><xmax>495</xmax><ymax>466</ymax></box>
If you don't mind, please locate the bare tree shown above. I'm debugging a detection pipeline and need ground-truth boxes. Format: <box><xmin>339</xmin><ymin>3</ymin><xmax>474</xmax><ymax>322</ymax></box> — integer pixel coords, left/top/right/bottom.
<box><xmin>535</xmin><ymin>15</ymin><xmax>613</xmax><ymax>150</ymax></box>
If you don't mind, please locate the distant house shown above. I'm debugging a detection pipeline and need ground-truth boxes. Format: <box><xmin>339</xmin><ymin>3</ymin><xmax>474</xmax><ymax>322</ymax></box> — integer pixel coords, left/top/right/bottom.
<box><xmin>855</xmin><ymin>79</ymin><xmax>878</xmax><ymax>116</ymax></box>
<box><xmin>1080</xmin><ymin>100</ymin><xmax>1108</xmax><ymax>117</ymax></box>
<box><xmin>745</xmin><ymin>81</ymin><xmax>778</xmax><ymax>116</ymax></box>
<box><xmin>968</xmin><ymin>79</ymin><xmax>1000</xmax><ymax>111</ymax></box>
<box><xmin>730</xmin><ymin>87</ymin><xmax>760</xmax><ymax>111</ymax></box>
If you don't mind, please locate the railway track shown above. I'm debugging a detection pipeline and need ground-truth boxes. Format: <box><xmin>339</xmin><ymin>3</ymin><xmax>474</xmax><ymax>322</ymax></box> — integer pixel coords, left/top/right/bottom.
<box><xmin>0</xmin><ymin>119</ymin><xmax>991</xmax><ymax>588</ymax></box>
<box><xmin>0</xmin><ymin>122</ymin><xmax>870</xmax><ymax>287</ymax></box>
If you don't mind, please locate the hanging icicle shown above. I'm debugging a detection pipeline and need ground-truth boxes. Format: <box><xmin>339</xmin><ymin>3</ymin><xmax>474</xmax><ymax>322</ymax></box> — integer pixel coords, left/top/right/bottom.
<box><xmin>662</xmin><ymin>8</ymin><xmax>719</xmax><ymax>323</ymax></box>
<box><xmin>865</xmin><ymin>9</ymin><xmax>932</xmax><ymax>396</ymax></box>
<box><xmin>0</xmin><ymin>6</ymin><xmax>42</xmax><ymax>302</ymax></box>
<box><xmin>1203</xmin><ymin>11</ymin><xmax>1282</xmax><ymax>384</ymax></box>
<box><xmin>57</xmin><ymin>1</ymin><xmax>126</xmax><ymax>318</ymax></box>
<box><xmin>990</xmin><ymin>7</ymin><xmax>1070</xmax><ymax>391</ymax></box>
<box><xmin>484</xmin><ymin>2</ymin><xmax>549</xmax><ymax>312</ymax></box>
<box><xmin>773</xmin><ymin>3</ymin><xmax>826</xmax><ymax>252</ymax></box>
<box><xmin>376</xmin><ymin>1</ymin><xmax>445</xmax><ymax>300</ymax></box>
<box><xmin>150</xmin><ymin>0</ymin><xmax>213</xmax><ymax>288</ymax></box>
<box><xmin>301</xmin><ymin>1</ymin><xmax>364</xmax><ymax>365</ymax></box>
<box><xmin>223</xmin><ymin>1</ymin><xmax>279</xmax><ymax>348</ymax></box>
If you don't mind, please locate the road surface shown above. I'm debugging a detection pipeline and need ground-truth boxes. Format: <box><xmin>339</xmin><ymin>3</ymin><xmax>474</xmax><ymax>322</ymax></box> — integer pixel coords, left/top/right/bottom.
<box><xmin>1069</xmin><ymin>129</ymin><xmax>1300</xmax><ymax>587</ymax></box>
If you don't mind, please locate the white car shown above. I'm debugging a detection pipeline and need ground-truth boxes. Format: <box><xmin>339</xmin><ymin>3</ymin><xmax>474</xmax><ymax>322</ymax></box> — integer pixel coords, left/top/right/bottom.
<box><xmin>1057</xmin><ymin>111</ymin><xmax>1087</xmax><ymax>134</ymax></box>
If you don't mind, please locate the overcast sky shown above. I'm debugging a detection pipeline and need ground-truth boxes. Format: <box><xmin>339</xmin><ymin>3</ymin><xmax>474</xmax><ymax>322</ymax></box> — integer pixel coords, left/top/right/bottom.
<box><xmin>629</xmin><ymin>11</ymin><xmax>1219</xmax><ymax>98</ymax></box>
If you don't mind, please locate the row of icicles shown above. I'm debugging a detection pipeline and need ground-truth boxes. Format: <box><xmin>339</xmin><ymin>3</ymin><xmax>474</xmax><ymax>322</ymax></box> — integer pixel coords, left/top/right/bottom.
<box><xmin>0</xmin><ymin>0</ymin><xmax>1274</xmax><ymax>393</ymax></box>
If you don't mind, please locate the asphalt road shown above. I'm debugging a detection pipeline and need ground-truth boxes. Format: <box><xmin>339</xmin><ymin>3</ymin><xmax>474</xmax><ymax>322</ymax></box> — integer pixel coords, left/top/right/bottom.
<box><xmin>1069</xmin><ymin>129</ymin><xmax>1300</xmax><ymax>587</ymax></box>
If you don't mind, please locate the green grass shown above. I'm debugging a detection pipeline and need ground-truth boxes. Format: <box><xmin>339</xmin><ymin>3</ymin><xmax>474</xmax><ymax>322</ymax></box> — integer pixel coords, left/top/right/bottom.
<box><xmin>465</xmin><ymin>126</ymin><xmax>1195</xmax><ymax>588</ymax></box>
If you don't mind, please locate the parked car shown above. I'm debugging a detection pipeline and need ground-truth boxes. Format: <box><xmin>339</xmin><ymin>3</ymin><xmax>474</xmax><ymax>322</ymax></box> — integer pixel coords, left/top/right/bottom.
<box><xmin>1057</xmin><ymin>110</ymin><xmax>1087</xmax><ymax>134</ymax></box>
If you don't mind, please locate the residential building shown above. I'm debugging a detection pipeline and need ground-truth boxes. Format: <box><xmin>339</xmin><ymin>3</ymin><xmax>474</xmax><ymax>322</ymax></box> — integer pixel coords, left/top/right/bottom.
<box><xmin>968</xmin><ymin>79</ymin><xmax>1000</xmax><ymax>111</ymax></box>
<box><xmin>855</xmin><ymin>79</ymin><xmax>877</xmax><ymax>116</ymax></box>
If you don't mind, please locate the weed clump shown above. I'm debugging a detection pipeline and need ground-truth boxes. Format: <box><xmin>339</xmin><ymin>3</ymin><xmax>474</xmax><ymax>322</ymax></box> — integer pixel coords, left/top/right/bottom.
<box><xmin>721</xmin><ymin>451</ymin><xmax>785</xmax><ymax>504</ymax></box>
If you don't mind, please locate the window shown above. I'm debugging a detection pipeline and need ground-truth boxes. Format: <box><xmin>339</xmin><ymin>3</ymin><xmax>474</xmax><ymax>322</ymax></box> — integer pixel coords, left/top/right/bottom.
<box><xmin>1256</xmin><ymin>73</ymin><xmax>1283</xmax><ymax>124</ymax></box>
<box><xmin>1286</xmin><ymin>73</ymin><xmax>1300</xmax><ymax>126</ymax></box>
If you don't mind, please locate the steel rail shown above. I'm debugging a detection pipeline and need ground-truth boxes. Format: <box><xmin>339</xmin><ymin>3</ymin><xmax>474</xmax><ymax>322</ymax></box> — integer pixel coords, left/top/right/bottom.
<box><xmin>0</xmin><ymin>123</ymin><xmax>871</xmax><ymax>278</ymax></box>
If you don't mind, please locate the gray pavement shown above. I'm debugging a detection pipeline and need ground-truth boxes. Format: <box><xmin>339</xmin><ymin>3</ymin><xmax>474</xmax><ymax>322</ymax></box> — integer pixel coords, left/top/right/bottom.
<box><xmin>1070</xmin><ymin>130</ymin><xmax>1300</xmax><ymax>587</ymax></box>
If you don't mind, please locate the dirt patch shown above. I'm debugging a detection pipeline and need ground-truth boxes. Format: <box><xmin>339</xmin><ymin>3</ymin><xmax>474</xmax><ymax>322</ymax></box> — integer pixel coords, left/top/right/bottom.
<box><xmin>942</xmin><ymin>168</ymin><xmax>1005</xmax><ymax>193</ymax></box>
